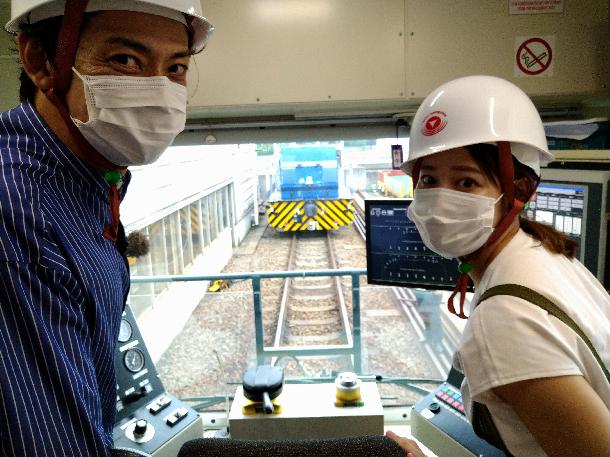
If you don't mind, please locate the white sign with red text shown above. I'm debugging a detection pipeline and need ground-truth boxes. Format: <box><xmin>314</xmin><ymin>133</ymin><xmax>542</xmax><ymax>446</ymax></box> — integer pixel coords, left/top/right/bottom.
<box><xmin>509</xmin><ymin>0</ymin><xmax>564</xmax><ymax>15</ymax></box>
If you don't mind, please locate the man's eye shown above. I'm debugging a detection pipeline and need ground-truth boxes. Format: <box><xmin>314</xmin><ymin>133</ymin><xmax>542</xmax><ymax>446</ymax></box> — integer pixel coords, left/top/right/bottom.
<box><xmin>420</xmin><ymin>175</ymin><xmax>435</xmax><ymax>185</ymax></box>
<box><xmin>112</xmin><ymin>55</ymin><xmax>138</xmax><ymax>68</ymax></box>
<box><xmin>460</xmin><ymin>178</ymin><xmax>476</xmax><ymax>188</ymax></box>
<box><xmin>169</xmin><ymin>64</ymin><xmax>188</xmax><ymax>75</ymax></box>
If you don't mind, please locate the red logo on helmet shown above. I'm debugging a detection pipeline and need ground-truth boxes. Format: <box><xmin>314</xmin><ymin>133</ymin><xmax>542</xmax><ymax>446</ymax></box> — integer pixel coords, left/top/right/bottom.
<box><xmin>421</xmin><ymin>111</ymin><xmax>448</xmax><ymax>136</ymax></box>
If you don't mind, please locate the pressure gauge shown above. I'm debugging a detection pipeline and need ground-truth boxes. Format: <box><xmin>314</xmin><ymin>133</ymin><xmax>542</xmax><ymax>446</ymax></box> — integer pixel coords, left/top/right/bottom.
<box><xmin>118</xmin><ymin>319</ymin><xmax>132</xmax><ymax>343</ymax></box>
<box><xmin>123</xmin><ymin>348</ymin><xmax>145</xmax><ymax>373</ymax></box>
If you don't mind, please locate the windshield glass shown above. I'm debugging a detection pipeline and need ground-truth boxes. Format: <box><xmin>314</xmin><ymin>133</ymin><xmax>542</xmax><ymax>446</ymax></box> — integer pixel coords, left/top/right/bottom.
<box><xmin>123</xmin><ymin>137</ymin><xmax>455</xmax><ymax>412</ymax></box>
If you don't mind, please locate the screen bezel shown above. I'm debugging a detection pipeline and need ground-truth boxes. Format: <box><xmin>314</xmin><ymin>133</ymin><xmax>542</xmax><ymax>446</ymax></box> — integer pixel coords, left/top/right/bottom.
<box><xmin>537</xmin><ymin>170</ymin><xmax>607</xmax><ymax>285</ymax></box>
<box><xmin>365</xmin><ymin>197</ymin><xmax>465</xmax><ymax>291</ymax></box>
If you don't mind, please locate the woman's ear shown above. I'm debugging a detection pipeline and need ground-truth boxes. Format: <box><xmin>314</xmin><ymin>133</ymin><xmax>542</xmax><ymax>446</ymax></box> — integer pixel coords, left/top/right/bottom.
<box><xmin>514</xmin><ymin>176</ymin><xmax>538</xmax><ymax>202</ymax></box>
<box><xmin>17</xmin><ymin>33</ymin><xmax>54</xmax><ymax>93</ymax></box>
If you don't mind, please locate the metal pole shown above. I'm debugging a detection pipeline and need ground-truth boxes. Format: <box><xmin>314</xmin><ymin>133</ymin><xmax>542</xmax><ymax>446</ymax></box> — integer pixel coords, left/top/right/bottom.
<box><xmin>351</xmin><ymin>273</ymin><xmax>362</xmax><ymax>374</ymax></box>
<box><xmin>252</xmin><ymin>276</ymin><xmax>265</xmax><ymax>365</ymax></box>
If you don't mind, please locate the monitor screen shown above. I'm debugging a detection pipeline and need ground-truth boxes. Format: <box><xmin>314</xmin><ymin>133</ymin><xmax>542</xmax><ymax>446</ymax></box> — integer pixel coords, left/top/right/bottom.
<box><xmin>524</xmin><ymin>182</ymin><xmax>586</xmax><ymax>257</ymax></box>
<box><xmin>524</xmin><ymin>174</ymin><xmax>608</xmax><ymax>287</ymax></box>
<box><xmin>365</xmin><ymin>198</ymin><xmax>463</xmax><ymax>290</ymax></box>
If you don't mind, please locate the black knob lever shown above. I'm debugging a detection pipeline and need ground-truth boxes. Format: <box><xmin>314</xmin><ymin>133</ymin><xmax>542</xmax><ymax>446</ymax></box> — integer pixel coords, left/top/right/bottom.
<box><xmin>133</xmin><ymin>419</ymin><xmax>148</xmax><ymax>436</ymax></box>
<box><xmin>123</xmin><ymin>387</ymin><xmax>147</xmax><ymax>404</ymax></box>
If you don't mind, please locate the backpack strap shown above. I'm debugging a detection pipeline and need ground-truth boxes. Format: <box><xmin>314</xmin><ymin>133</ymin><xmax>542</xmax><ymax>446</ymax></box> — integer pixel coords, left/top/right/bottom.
<box><xmin>475</xmin><ymin>284</ymin><xmax>610</xmax><ymax>383</ymax></box>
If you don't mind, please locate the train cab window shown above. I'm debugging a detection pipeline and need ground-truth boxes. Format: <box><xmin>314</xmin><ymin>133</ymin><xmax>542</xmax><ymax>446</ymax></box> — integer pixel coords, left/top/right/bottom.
<box><xmin>122</xmin><ymin>139</ymin><xmax>451</xmax><ymax>410</ymax></box>
<box><xmin>120</xmin><ymin>136</ymin><xmax>607</xmax><ymax>457</ymax></box>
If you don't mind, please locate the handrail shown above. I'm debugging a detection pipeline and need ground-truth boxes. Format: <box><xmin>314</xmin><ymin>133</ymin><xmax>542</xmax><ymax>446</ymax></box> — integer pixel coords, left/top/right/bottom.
<box><xmin>131</xmin><ymin>268</ymin><xmax>367</xmax><ymax>282</ymax></box>
<box><xmin>131</xmin><ymin>268</ymin><xmax>368</xmax><ymax>371</ymax></box>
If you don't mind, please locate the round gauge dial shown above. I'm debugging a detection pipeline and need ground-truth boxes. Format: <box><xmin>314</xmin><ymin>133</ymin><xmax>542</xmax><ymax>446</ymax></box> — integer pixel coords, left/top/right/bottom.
<box><xmin>118</xmin><ymin>319</ymin><xmax>132</xmax><ymax>343</ymax></box>
<box><xmin>123</xmin><ymin>348</ymin><xmax>145</xmax><ymax>373</ymax></box>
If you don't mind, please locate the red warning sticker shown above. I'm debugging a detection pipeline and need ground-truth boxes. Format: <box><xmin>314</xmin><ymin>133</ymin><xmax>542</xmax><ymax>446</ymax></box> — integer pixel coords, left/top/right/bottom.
<box><xmin>421</xmin><ymin>111</ymin><xmax>448</xmax><ymax>136</ymax></box>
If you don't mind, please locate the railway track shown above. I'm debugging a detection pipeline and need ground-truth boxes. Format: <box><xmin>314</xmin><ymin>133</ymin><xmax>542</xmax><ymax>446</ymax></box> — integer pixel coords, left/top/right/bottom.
<box><xmin>352</xmin><ymin>191</ymin><xmax>366</xmax><ymax>238</ymax></box>
<box><xmin>269</xmin><ymin>232</ymin><xmax>353</xmax><ymax>371</ymax></box>
<box><xmin>273</xmin><ymin>233</ymin><xmax>351</xmax><ymax>346</ymax></box>
<box><xmin>263</xmin><ymin>191</ymin><xmax>452</xmax><ymax>378</ymax></box>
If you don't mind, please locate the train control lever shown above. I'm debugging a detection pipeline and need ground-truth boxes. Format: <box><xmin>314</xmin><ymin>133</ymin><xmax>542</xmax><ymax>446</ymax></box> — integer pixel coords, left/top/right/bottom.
<box><xmin>242</xmin><ymin>365</ymin><xmax>284</xmax><ymax>415</ymax></box>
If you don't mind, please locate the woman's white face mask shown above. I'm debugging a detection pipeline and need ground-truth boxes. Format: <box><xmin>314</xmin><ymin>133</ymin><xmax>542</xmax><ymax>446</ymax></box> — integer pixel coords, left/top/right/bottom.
<box><xmin>70</xmin><ymin>68</ymin><xmax>187</xmax><ymax>166</ymax></box>
<box><xmin>407</xmin><ymin>188</ymin><xmax>504</xmax><ymax>259</ymax></box>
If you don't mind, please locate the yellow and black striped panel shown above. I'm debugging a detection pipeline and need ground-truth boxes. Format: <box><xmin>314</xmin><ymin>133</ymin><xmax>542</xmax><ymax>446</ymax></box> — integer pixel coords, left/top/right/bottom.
<box><xmin>268</xmin><ymin>199</ymin><xmax>354</xmax><ymax>231</ymax></box>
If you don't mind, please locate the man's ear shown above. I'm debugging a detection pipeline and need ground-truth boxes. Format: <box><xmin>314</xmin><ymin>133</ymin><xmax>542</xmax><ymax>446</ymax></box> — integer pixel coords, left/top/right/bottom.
<box><xmin>17</xmin><ymin>33</ymin><xmax>54</xmax><ymax>92</ymax></box>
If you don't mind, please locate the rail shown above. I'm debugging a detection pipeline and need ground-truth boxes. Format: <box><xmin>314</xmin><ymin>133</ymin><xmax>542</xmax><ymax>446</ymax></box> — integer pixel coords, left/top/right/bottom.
<box><xmin>273</xmin><ymin>234</ymin><xmax>352</xmax><ymax>359</ymax></box>
<box><xmin>351</xmin><ymin>191</ymin><xmax>366</xmax><ymax>238</ymax></box>
<box><xmin>131</xmin><ymin>268</ymin><xmax>367</xmax><ymax>372</ymax></box>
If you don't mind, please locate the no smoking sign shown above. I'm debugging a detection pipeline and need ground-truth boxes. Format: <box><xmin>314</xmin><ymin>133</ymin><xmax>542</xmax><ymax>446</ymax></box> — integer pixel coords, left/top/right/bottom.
<box><xmin>514</xmin><ymin>35</ymin><xmax>555</xmax><ymax>77</ymax></box>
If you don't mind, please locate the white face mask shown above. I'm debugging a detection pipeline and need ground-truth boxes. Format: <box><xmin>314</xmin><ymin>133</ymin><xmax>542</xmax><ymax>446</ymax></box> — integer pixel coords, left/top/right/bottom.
<box><xmin>71</xmin><ymin>68</ymin><xmax>187</xmax><ymax>166</ymax></box>
<box><xmin>407</xmin><ymin>188</ymin><xmax>504</xmax><ymax>259</ymax></box>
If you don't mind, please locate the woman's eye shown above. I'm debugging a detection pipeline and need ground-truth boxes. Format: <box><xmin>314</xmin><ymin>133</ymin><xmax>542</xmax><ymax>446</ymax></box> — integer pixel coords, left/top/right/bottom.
<box><xmin>459</xmin><ymin>178</ymin><xmax>476</xmax><ymax>188</ymax></box>
<box><xmin>420</xmin><ymin>175</ymin><xmax>435</xmax><ymax>186</ymax></box>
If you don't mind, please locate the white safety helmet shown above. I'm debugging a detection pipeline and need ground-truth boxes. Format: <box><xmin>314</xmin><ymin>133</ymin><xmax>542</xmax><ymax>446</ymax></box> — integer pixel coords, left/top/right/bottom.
<box><xmin>5</xmin><ymin>0</ymin><xmax>213</xmax><ymax>52</ymax></box>
<box><xmin>401</xmin><ymin>75</ymin><xmax>554</xmax><ymax>177</ymax></box>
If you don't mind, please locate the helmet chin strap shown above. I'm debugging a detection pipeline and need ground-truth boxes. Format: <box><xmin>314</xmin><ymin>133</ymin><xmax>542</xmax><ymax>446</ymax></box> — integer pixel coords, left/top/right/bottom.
<box><xmin>447</xmin><ymin>141</ymin><xmax>526</xmax><ymax>319</ymax></box>
<box><xmin>43</xmin><ymin>0</ymin><xmax>126</xmax><ymax>243</ymax></box>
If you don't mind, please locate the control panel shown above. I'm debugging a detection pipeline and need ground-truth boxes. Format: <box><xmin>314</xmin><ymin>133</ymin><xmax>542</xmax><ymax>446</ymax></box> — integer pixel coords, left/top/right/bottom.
<box><xmin>229</xmin><ymin>381</ymin><xmax>384</xmax><ymax>440</ymax></box>
<box><xmin>411</xmin><ymin>368</ymin><xmax>506</xmax><ymax>457</ymax></box>
<box><xmin>113</xmin><ymin>305</ymin><xmax>203</xmax><ymax>456</ymax></box>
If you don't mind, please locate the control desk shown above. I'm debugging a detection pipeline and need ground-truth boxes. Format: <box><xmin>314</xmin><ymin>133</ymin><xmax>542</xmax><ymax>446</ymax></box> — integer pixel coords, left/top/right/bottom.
<box><xmin>113</xmin><ymin>305</ymin><xmax>203</xmax><ymax>456</ymax></box>
<box><xmin>411</xmin><ymin>368</ymin><xmax>506</xmax><ymax>457</ymax></box>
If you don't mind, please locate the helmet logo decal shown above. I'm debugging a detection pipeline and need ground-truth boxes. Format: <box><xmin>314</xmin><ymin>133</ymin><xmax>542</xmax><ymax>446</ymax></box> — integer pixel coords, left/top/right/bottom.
<box><xmin>421</xmin><ymin>111</ymin><xmax>448</xmax><ymax>136</ymax></box>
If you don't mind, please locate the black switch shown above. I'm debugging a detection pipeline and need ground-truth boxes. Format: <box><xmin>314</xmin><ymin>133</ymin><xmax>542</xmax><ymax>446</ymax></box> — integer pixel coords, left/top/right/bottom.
<box><xmin>428</xmin><ymin>402</ymin><xmax>441</xmax><ymax>414</ymax></box>
<box><xmin>165</xmin><ymin>408</ymin><xmax>189</xmax><ymax>427</ymax></box>
<box><xmin>148</xmin><ymin>403</ymin><xmax>161</xmax><ymax>415</ymax></box>
<box><xmin>133</xmin><ymin>419</ymin><xmax>148</xmax><ymax>436</ymax></box>
<box><xmin>166</xmin><ymin>414</ymin><xmax>179</xmax><ymax>426</ymax></box>
<box><xmin>158</xmin><ymin>395</ymin><xmax>172</xmax><ymax>407</ymax></box>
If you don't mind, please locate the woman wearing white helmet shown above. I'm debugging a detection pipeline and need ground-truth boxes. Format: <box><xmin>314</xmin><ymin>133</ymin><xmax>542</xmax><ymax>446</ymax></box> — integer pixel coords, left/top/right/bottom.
<box><xmin>0</xmin><ymin>1</ymin><xmax>212</xmax><ymax>455</ymax></box>
<box><xmin>386</xmin><ymin>76</ymin><xmax>610</xmax><ymax>456</ymax></box>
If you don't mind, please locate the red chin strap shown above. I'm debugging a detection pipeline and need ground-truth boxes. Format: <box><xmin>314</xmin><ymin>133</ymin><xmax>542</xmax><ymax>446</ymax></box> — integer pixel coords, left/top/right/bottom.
<box><xmin>44</xmin><ymin>0</ymin><xmax>125</xmax><ymax>243</ymax></box>
<box><xmin>411</xmin><ymin>160</ymin><xmax>421</xmax><ymax>189</ymax></box>
<box><xmin>447</xmin><ymin>142</ymin><xmax>526</xmax><ymax>319</ymax></box>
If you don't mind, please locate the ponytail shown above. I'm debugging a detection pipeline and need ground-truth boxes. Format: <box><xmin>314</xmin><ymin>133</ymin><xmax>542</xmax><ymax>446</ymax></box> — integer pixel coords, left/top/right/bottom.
<box><xmin>519</xmin><ymin>217</ymin><xmax>579</xmax><ymax>258</ymax></box>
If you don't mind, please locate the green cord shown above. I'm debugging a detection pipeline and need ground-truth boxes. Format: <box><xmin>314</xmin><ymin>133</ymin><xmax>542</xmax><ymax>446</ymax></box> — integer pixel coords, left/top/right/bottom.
<box><xmin>458</xmin><ymin>262</ymin><xmax>472</xmax><ymax>274</ymax></box>
<box><xmin>103</xmin><ymin>169</ymin><xmax>121</xmax><ymax>185</ymax></box>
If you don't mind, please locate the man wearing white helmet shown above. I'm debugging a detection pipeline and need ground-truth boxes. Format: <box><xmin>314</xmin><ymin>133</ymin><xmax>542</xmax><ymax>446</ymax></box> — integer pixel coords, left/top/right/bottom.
<box><xmin>386</xmin><ymin>76</ymin><xmax>609</xmax><ymax>456</ymax></box>
<box><xmin>0</xmin><ymin>1</ymin><xmax>212</xmax><ymax>455</ymax></box>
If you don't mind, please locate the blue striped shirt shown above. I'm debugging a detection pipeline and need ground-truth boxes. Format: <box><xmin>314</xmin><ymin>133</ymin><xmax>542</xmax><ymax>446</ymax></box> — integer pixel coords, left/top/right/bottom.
<box><xmin>0</xmin><ymin>102</ymin><xmax>131</xmax><ymax>456</ymax></box>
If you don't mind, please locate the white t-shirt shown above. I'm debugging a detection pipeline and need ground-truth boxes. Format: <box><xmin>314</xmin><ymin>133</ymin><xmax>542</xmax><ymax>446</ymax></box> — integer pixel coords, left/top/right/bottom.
<box><xmin>454</xmin><ymin>229</ymin><xmax>610</xmax><ymax>457</ymax></box>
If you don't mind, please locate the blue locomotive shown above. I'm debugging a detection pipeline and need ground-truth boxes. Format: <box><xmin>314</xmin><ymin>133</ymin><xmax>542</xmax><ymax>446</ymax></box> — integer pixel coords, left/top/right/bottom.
<box><xmin>267</xmin><ymin>146</ymin><xmax>354</xmax><ymax>231</ymax></box>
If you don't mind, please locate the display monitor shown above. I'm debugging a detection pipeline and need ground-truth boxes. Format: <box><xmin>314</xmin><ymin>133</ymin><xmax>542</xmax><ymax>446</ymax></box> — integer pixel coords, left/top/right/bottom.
<box><xmin>365</xmin><ymin>168</ymin><xmax>609</xmax><ymax>290</ymax></box>
<box><xmin>365</xmin><ymin>198</ymin><xmax>463</xmax><ymax>290</ymax></box>
<box><xmin>530</xmin><ymin>168</ymin><xmax>610</xmax><ymax>288</ymax></box>
<box><xmin>524</xmin><ymin>182</ymin><xmax>585</xmax><ymax>255</ymax></box>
